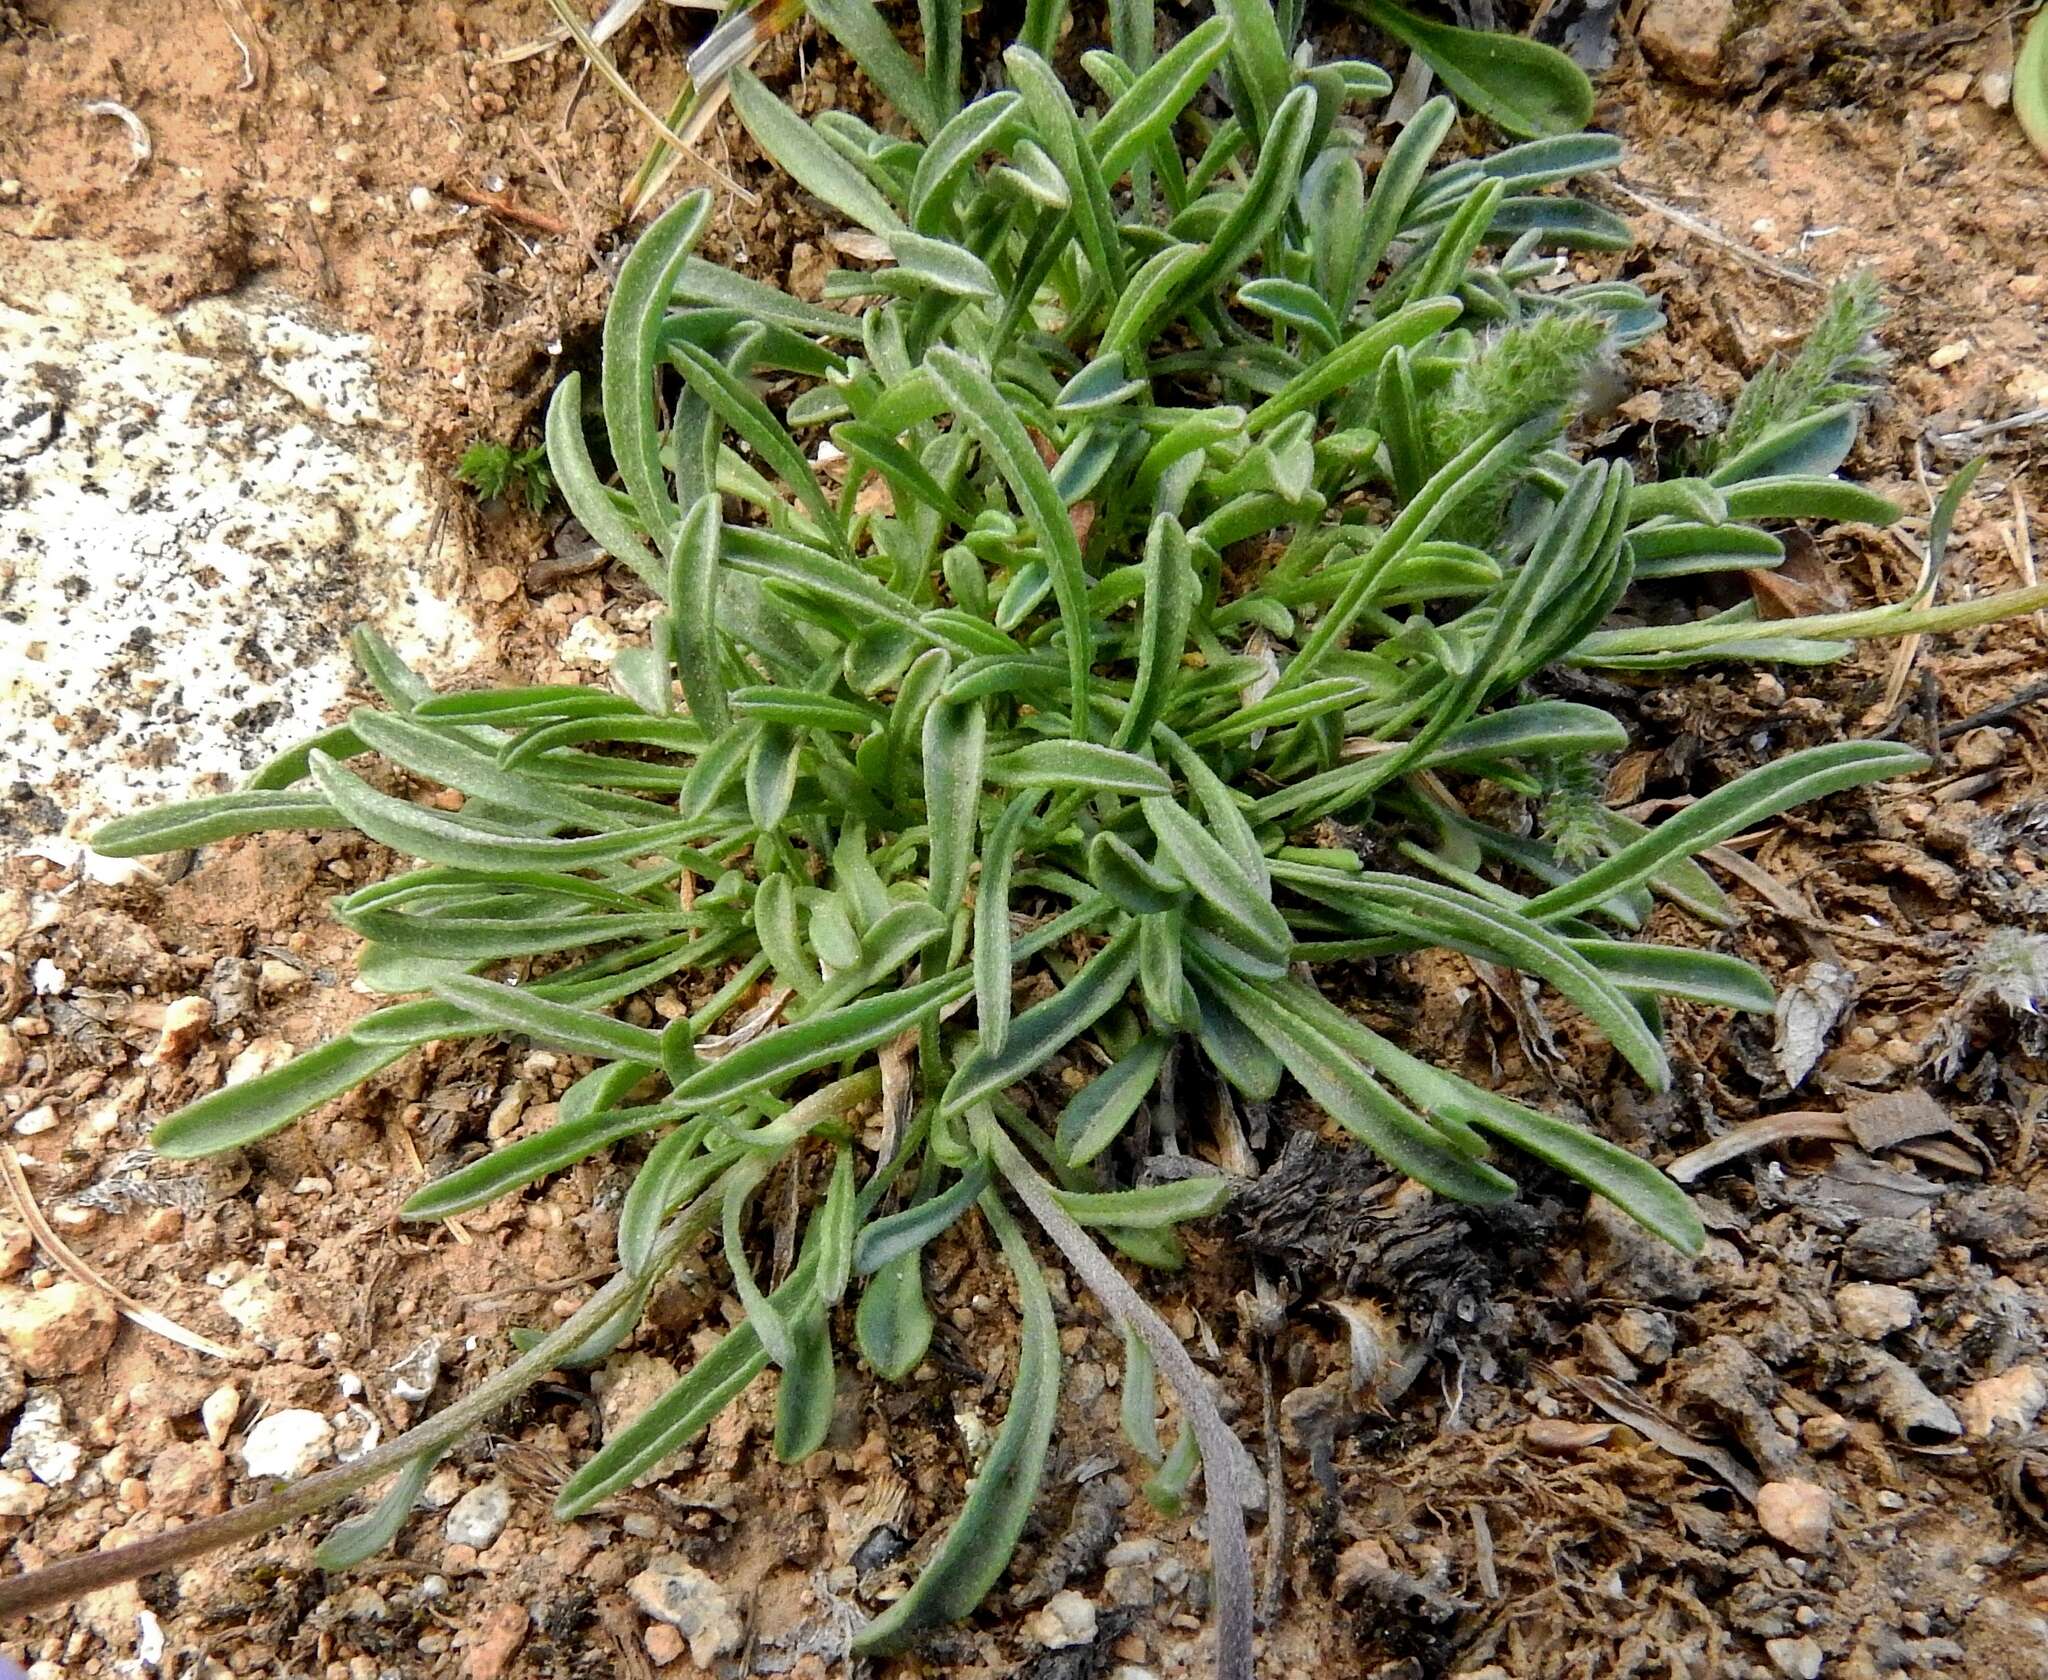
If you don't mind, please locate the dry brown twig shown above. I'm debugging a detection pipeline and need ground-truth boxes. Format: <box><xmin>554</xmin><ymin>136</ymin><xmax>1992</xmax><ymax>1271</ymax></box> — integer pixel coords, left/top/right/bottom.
<box><xmin>0</xmin><ymin>1144</ymin><xmax>246</xmax><ymax>1363</ymax></box>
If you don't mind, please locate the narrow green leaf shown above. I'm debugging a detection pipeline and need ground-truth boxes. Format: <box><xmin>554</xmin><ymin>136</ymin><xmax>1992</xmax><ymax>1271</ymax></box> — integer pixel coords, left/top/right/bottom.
<box><xmin>428</xmin><ymin>972</ymin><xmax>666</xmax><ymax>1065</ymax></box>
<box><xmin>1353</xmin><ymin>0</ymin><xmax>1593</xmax><ymax>137</ymax></box>
<box><xmin>852</xmin><ymin>1193</ymin><xmax>1058</xmax><ymax>1652</ymax></box>
<box><xmin>94</xmin><ymin>791</ymin><xmax>339</xmax><ymax>857</ymax></box>
<box><xmin>974</xmin><ymin>792</ymin><xmax>1042</xmax><ymax>1059</ymax></box>
<box><xmin>856</xmin><ymin>1251</ymin><xmax>935</xmax><ymax>1380</ymax></box>
<box><xmin>1057</xmin><ymin>1035</ymin><xmax>1170</xmax><ymax>1165</ymax></box>
<box><xmin>1052</xmin><ymin>1174</ymin><xmax>1231</xmax><ymax>1230</ymax></box>
<box><xmin>924</xmin><ymin>699</ymin><xmax>988</xmax><ymax>919</ymax></box>
<box><xmin>603</xmin><ymin>189</ymin><xmax>713</xmax><ymax>547</ymax></box>
<box><xmin>673</xmin><ymin>970</ymin><xmax>972</xmax><ymax>1110</ymax></box>
<box><xmin>943</xmin><ymin>922</ymin><xmax>1142</xmax><ymax>1115</ymax></box>
<box><xmin>1525</xmin><ymin>741</ymin><xmax>1929</xmax><ymax>923</ymax></box>
<box><xmin>728</xmin><ymin>70</ymin><xmax>906</xmax><ymax>236</ymax></box>
<box><xmin>988</xmin><ymin>741</ymin><xmax>1172</xmax><ymax>797</ymax></box>
<box><xmin>928</xmin><ymin>347</ymin><xmax>1094</xmax><ymax>737</ymax></box>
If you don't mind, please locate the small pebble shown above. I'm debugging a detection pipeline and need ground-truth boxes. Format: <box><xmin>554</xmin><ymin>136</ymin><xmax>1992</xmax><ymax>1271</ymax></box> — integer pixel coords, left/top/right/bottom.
<box><xmin>643</xmin><ymin>1624</ymin><xmax>685</xmax><ymax>1666</ymax></box>
<box><xmin>1835</xmin><ymin>1282</ymin><xmax>1916</xmax><ymax>1340</ymax></box>
<box><xmin>446</xmin><ymin>1481</ymin><xmax>512</xmax><ymax>1550</ymax></box>
<box><xmin>628</xmin><ymin>1558</ymin><xmax>745</xmax><ymax>1669</ymax></box>
<box><xmin>0</xmin><ymin>1279</ymin><xmax>119</xmax><ymax>1377</ymax></box>
<box><xmin>475</xmin><ymin>565</ymin><xmax>520</xmax><ymax>604</ymax></box>
<box><xmin>1928</xmin><ymin>339</ymin><xmax>1972</xmax><ymax>370</ymax></box>
<box><xmin>12</xmin><ymin>1107</ymin><xmax>57</xmax><ymax>1137</ymax></box>
<box><xmin>1767</xmin><ymin>1635</ymin><xmax>1825</xmax><ymax>1679</ymax></box>
<box><xmin>409</xmin><ymin>184</ymin><xmax>436</xmax><ymax>215</ymax></box>
<box><xmin>1756</xmin><ymin>1479</ymin><xmax>1832</xmax><ymax>1554</ymax></box>
<box><xmin>307</xmin><ymin>193</ymin><xmax>333</xmax><ymax>218</ymax></box>
<box><xmin>201</xmin><ymin>1385</ymin><xmax>241</xmax><ymax>1448</ymax></box>
<box><xmin>153</xmin><ymin>995</ymin><xmax>213</xmax><ymax>1062</ymax></box>
<box><xmin>239</xmin><ymin>1409</ymin><xmax>334</xmax><ymax>1479</ymax></box>
<box><xmin>1955</xmin><ymin>1364</ymin><xmax>2048</xmax><ymax>1438</ymax></box>
<box><xmin>1022</xmin><ymin>1590</ymin><xmax>1098</xmax><ymax>1650</ymax></box>
<box><xmin>1</xmin><ymin>1388</ymin><xmax>81</xmax><ymax>1484</ymax></box>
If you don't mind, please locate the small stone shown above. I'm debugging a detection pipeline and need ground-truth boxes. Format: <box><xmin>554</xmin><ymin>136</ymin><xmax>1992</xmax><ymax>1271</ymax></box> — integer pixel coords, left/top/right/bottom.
<box><xmin>409</xmin><ymin>185</ymin><xmax>437</xmax><ymax>215</ymax></box>
<box><xmin>628</xmin><ymin>1558</ymin><xmax>745</xmax><ymax>1668</ymax></box>
<box><xmin>1955</xmin><ymin>1365</ymin><xmax>2048</xmax><ymax>1438</ymax></box>
<box><xmin>1756</xmin><ymin>1479</ymin><xmax>1832</xmax><ymax>1553</ymax></box>
<box><xmin>2</xmin><ymin>1388</ymin><xmax>81</xmax><ymax>1483</ymax></box>
<box><xmin>1801</xmin><ymin>1411</ymin><xmax>1851</xmax><ymax>1453</ymax></box>
<box><xmin>201</xmin><ymin>1384</ymin><xmax>241</xmax><ymax>1448</ymax></box>
<box><xmin>1950</xmin><ymin>728</ymin><xmax>2009</xmax><ymax>772</ymax></box>
<box><xmin>389</xmin><ymin>1338</ymin><xmax>443</xmax><ymax>1403</ymax></box>
<box><xmin>308</xmin><ymin>193</ymin><xmax>333</xmax><ymax>218</ymax></box>
<box><xmin>643</xmin><ymin>1624</ymin><xmax>685</xmax><ymax>1665</ymax></box>
<box><xmin>225</xmin><ymin>1037</ymin><xmax>293</xmax><ymax>1086</ymax></box>
<box><xmin>1841</xmin><ymin>1219</ymin><xmax>1937</xmax><ymax>1283</ymax></box>
<box><xmin>1767</xmin><ymin>1635</ymin><xmax>1825</xmax><ymax>1679</ymax></box>
<box><xmin>560</xmin><ymin>613</ymin><xmax>623</xmax><ymax>668</ymax></box>
<box><xmin>239</xmin><ymin>1409</ymin><xmax>334</xmax><ymax>1479</ymax></box>
<box><xmin>1835</xmin><ymin>1282</ymin><xmax>1917</xmax><ymax>1340</ymax></box>
<box><xmin>1928</xmin><ymin>339</ymin><xmax>1972</xmax><ymax>370</ymax></box>
<box><xmin>445</xmin><ymin>1481</ymin><xmax>512</xmax><ymax>1549</ymax></box>
<box><xmin>1638</xmin><ymin>0</ymin><xmax>1738</xmax><ymax>88</ymax></box>
<box><xmin>258</xmin><ymin>959</ymin><xmax>308</xmax><ymax>994</ymax></box>
<box><xmin>147</xmin><ymin>1440</ymin><xmax>229</xmax><ymax>1517</ymax></box>
<box><xmin>1925</xmin><ymin>69</ymin><xmax>1974</xmax><ymax>101</ymax></box>
<box><xmin>0</xmin><ymin>1346</ymin><xmax>22</xmax><ymax>1418</ymax></box>
<box><xmin>1022</xmin><ymin>1589</ymin><xmax>1098</xmax><ymax>1649</ymax></box>
<box><xmin>12</xmin><ymin>1106</ymin><xmax>57</xmax><ymax>1137</ymax></box>
<box><xmin>138</xmin><ymin>1208</ymin><xmax>184</xmax><ymax>1242</ymax></box>
<box><xmin>0</xmin><ymin>1467</ymin><xmax>50</xmax><ymax>1517</ymax></box>
<box><xmin>1110</xmin><ymin>1669</ymin><xmax>1162</xmax><ymax>1680</ymax></box>
<box><xmin>462</xmin><ymin>1603</ymin><xmax>528</xmax><ymax>1680</ymax></box>
<box><xmin>1612</xmin><ymin>1308</ymin><xmax>1676</xmax><ymax>1366</ymax></box>
<box><xmin>475</xmin><ymin>565</ymin><xmax>519</xmax><ymax>604</ymax></box>
<box><xmin>153</xmin><ymin>996</ymin><xmax>214</xmax><ymax>1062</ymax></box>
<box><xmin>0</xmin><ymin>1279</ymin><xmax>119</xmax><ymax>1377</ymax></box>
<box><xmin>219</xmin><ymin>1272</ymin><xmax>285</xmax><ymax>1346</ymax></box>
<box><xmin>0</xmin><ymin>1223</ymin><xmax>30</xmax><ymax>1280</ymax></box>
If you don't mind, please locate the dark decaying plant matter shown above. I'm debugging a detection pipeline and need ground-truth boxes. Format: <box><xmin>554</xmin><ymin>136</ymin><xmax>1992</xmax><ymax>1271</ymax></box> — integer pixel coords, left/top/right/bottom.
<box><xmin>25</xmin><ymin>0</ymin><xmax>2048</xmax><ymax>1669</ymax></box>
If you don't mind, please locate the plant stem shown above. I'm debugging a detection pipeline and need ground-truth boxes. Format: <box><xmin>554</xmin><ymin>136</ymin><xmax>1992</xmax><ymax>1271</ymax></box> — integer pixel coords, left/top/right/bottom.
<box><xmin>0</xmin><ymin>1201</ymin><xmax>710</xmax><ymax>1619</ymax></box>
<box><xmin>983</xmin><ymin>1124</ymin><xmax>1257</xmax><ymax>1680</ymax></box>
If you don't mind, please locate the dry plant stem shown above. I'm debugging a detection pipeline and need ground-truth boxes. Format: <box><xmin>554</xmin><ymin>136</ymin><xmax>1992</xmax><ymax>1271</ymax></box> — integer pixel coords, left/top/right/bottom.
<box><xmin>985</xmin><ymin>1129</ymin><xmax>1256</xmax><ymax>1680</ymax></box>
<box><xmin>0</xmin><ymin>1145</ymin><xmax>244</xmax><ymax>1364</ymax></box>
<box><xmin>0</xmin><ymin>1197</ymin><xmax>713</xmax><ymax>1620</ymax></box>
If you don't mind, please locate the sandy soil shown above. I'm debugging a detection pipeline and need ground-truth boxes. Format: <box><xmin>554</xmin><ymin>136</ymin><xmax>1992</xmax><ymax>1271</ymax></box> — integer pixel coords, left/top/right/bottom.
<box><xmin>2</xmin><ymin>2</ymin><xmax>2047</xmax><ymax>1677</ymax></box>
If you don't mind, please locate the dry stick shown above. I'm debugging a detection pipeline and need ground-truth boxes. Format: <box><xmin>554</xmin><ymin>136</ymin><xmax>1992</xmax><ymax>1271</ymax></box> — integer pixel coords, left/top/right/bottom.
<box><xmin>1600</xmin><ymin>177</ymin><xmax>1823</xmax><ymax>291</ymax></box>
<box><xmin>985</xmin><ymin>1129</ymin><xmax>1255</xmax><ymax>1680</ymax></box>
<box><xmin>0</xmin><ymin>1146</ymin><xmax>244</xmax><ymax>1365</ymax></box>
<box><xmin>0</xmin><ymin>1191</ymin><xmax>717</xmax><ymax>1619</ymax></box>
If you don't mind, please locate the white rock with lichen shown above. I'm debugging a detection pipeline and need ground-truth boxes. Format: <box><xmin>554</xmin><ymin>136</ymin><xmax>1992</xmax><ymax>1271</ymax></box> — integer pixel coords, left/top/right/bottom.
<box><xmin>0</xmin><ymin>241</ymin><xmax>478</xmax><ymax>849</ymax></box>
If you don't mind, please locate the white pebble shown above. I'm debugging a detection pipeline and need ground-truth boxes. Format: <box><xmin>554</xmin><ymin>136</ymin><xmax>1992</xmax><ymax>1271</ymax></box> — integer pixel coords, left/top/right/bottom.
<box><xmin>201</xmin><ymin>1385</ymin><xmax>241</xmax><ymax>1448</ymax></box>
<box><xmin>239</xmin><ymin>1409</ymin><xmax>334</xmax><ymax>1479</ymax></box>
<box><xmin>445</xmin><ymin>1480</ymin><xmax>513</xmax><ymax>1549</ymax></box>
<box><xmin>409</xmin><ymin>185</ymin><xmax>435</xmax><ymax>215</ymax></box>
